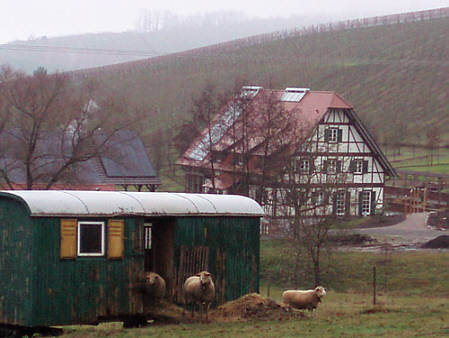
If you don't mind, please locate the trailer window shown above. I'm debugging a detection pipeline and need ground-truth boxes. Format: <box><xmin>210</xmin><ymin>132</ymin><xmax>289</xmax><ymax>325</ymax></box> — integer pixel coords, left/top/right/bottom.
<box><xmin>77</xmin><ymin>221</ymin><xmax>105</xmax><ymax>256</ymax></box>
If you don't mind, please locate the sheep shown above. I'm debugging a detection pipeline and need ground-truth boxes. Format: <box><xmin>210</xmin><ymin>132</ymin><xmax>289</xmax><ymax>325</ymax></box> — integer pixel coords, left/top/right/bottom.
<box><xmin>183</xmin><ymin>271</ymin><xmax>215</xmax><ymax>320</ymax></box>
<box><xmin>282</xmin><ymin>286</ymin><xmax>326</xmax><ymax>311</ymax></box>
<box><xmin>143</xmin><ymin>272</ymin><xmax>166</xmax><ymax>305</ymax></box>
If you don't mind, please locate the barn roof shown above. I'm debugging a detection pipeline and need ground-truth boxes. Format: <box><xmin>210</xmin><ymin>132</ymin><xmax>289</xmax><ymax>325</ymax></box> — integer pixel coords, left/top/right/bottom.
<box><xmin>0</xmin><ymin>129</ymin><xmax>160</xmax><ymax>188</ymax></box>
<box><xmin>0</xmin><ymin>190</ymin><xmax>264</xmax><ymax>217</ymax></box>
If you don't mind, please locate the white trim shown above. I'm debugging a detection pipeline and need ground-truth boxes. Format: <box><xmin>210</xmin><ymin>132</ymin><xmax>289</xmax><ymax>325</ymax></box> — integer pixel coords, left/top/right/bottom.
<box><xmin>77</xmin><ymin>221</ymin><xmax>105</xmax><ymax>257</ymax></box>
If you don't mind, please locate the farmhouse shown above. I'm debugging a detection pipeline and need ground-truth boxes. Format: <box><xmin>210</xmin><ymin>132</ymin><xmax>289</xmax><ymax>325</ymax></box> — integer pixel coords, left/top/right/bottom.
<box><xmin>0</xmin><ymin>129</ymin><xmax>160</xmax><ymax>192</ymax></box>
<box><xmin>177</xmin><ymin>86</ymin><xmax>396</xmax><ymax>224</ymax></box>
<box><xmin>0</xmin><ymin>190</ymin><xmax>262</xmax><ymax>329</ymax></box>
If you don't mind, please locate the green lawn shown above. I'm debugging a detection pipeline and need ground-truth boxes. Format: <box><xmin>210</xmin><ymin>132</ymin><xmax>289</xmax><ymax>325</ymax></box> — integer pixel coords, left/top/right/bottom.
<box><xmin>59</xmin><ymin>241</ymin><xmax>449</xmax><ymax>337</ymax></box>
<box><xmin>61</xmin><ymin>293</ymin><xmax>449</xmax><ymax>337</ymax></box>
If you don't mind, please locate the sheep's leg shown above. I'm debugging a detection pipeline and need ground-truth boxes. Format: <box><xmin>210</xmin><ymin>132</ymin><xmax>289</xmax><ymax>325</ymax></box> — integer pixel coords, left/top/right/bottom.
<box><xmin>199</xmin><ymin>302</ymin><xmax>203</xmax><ymax>321</ymax></box>
<box><xmin>191</xmin><ymin>302</ymin><xmax>195</xmax><ymax>318</ymax></box>
<box><xmin>205</xmin><ymin>302</ymin><xmax>210</xmax><ymax>321</ymax></box>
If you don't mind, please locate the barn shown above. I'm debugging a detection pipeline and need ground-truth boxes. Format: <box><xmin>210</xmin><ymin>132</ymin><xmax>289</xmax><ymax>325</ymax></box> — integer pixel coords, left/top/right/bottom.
<box><xmin>0</xmin><ymin>190</ymin><xmax>263</xmax><ymax>329</ymax></box>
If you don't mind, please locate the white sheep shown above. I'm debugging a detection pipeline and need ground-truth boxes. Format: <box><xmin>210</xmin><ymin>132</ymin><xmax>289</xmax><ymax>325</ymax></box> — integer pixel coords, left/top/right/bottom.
<box><xmin>183</xmin><ymin>271</ymin><xmax>215</xmax><ymax>320</ymax></box>
<box><xmin>282</xmin><ymin>286</ymin><xmax>326</xmax><ymax>311</ymax></box>
<box><xmin>144</xmin><ymin>272</ymin><xmax>166</xmax><ymax>304</ymax></box>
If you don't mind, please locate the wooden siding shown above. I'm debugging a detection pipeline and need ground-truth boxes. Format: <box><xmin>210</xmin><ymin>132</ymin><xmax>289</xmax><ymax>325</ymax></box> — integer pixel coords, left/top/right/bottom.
<box><xmin>0</xmin><ymin>199</ymin><xmax>34</xmax><ymax>326</ymax></box>
<box><xmin>174</xmin><ymin>217</ymin><xmax>259</xmax><ymax>305</ymax></box>
<box><xmin>30</xmin><ymin>217</ymin><xmax>144</xmax><ymax>326</ymax></box>
<box><xmin>0</xmin><ymin>195</ymin><xmax>145</xmax><ymax>327</ymax></box>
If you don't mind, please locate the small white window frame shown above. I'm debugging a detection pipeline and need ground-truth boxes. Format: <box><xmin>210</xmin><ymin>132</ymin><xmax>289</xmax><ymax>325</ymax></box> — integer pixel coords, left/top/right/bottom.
<box><xmin>335</xmin><ymin>191</ymin><xmax>346</xmax><ymax>216</ymax></box>
<box><xmin>327</xmin><ymin>159</ymin><xmax>337</xmax><ymax>174</ymax></box>
<box><xmin>328</xmin><ymin>128</ymin><xmax>339</xmax><ymax>143</ymax></box>
<box><xmin>77</xmin><ymin>221</ymin><xmax>105</xmax><ymax>257</ymax></box>
<box><xmin>361</xmin><ymin>191</ymin><xmax>372</xmax><ymax>216</ymax></box>
<box><xmin>299</xmin><ymin>159</ymin><xmax>310</xmax><ymax>174</ymax></box>
<box><xmin>354</xmin><ymin>160</ymin><xmax>364</xmax><ymax>174</ymax></box>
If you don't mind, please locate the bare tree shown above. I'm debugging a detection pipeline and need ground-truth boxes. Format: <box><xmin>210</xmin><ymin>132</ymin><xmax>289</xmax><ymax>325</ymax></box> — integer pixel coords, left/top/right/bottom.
<box><xmin>0</xmin><ymin>66</ymin><xmax>142</xmax><ymax>190</ymax></box>
<box><xmin>276</xmin><ymin>127</ymin><xmax>350</xmax><ymax>287</ymax></box>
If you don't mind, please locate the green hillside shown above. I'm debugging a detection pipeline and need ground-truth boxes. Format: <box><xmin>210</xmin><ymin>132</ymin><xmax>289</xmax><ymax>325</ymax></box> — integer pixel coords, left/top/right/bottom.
<box><xmin>73</xmin><ymin>13</ymin><xmax>449</xmax><ymax>179</ymax></box>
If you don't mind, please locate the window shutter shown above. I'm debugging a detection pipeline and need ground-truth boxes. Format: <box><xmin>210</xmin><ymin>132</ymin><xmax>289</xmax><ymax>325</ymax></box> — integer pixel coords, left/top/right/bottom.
<box><xmin>336</xmin><ymin>161</ymin><xmax>342</xmax><ymax>173</ymax></box>
<box><xmin>60</xmin><ymin>219</ymin><xmax>77</xmax><ymax>259</ymax></box>
<box><xmin>108</xmin><ymin>219</ymin><xmax>124</xmax><ymax>259</ymax></box>
<box><xmin>370</xmin><ymin>191</ymin><xmax>376</xmax><ymax>216</ymax></box>
<box><xmin>332</xmin><ymin>192</ymin><xmax>337</xmax><ymax>215</ymax></box>
<box><xmin>323</xmin><ymin>160</ymin><xmax>328</xmax><ymax>173</ymax></box>
<box><xmin>311</xmin><ymin>192</ymin><xmax>317</xmax><ymax>204</ymax></box>
<box><xmin>337</xmin><ymin>129</ymin><xmax>343</xmax><ymax>142</ymax></box>
<box><xmin>309</xmin><ymin>159</ymin><xmax>315</xmax><ymax>174</ymax></box>
<box><xmin>324</xmin><ymin>129</ymin><xmax>330</xmax><ymax>142</ymax></box>
<box><xmin>358</xmin><ymin>192</ymin><xmax>364</xmax><ymax>216</ymax></box>
<box><xmin>363</xmin><ymin>160</ymin><xmax>369</xmax><ymax>174</ymax></box>
<box><xmin>349</xmin><ymin>160</ymin><xmax>355</xmax><ymax>173</ymax></box>
<box><xmin>345</xmin><ymin>191</ymin><xmax>351</xmax><ymax>216</ymax></box>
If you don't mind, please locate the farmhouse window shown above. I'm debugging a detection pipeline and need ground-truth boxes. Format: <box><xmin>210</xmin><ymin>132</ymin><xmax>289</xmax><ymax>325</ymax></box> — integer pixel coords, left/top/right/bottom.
<box><xmin>324</xmin><ymin>159</ymin><xmax>341</xmax><ymax>174</ymax></box>
<box><xmin>334</xmin><ymin>191</ymin><xmax>346</xmax><ymax>216</ymax></box>
<box><xmin>299</xmin><ymin>159</ymin><xmax>310</xmax><ymax>174</ymax></box>
<box><xmin>333</xmin><ymin>191</ymin><xmax>350</xmax><ymax>216</ymax></box>
<box><xmin>78</xmin><ymin>221</ymin><xmax>105</xmax><ymax>256</ymax></box>
<box><xmin>186</xmin><ymin>173</ymin><xmax>204</xmax><ymax>193</ymax></box>
<box><xmin>359</xmin><ymin>191</ymin><xmax>376</xmax><ymax>216</ymax></box>
<box><xmin>350</xmin><ymin>160</ymin><xmax>368</xmax><ymax>174</ymax></box>
<box><xmin>325</xmin><ymin>128</ymin><xmax>342</xmax><ymax>143</ymax></box>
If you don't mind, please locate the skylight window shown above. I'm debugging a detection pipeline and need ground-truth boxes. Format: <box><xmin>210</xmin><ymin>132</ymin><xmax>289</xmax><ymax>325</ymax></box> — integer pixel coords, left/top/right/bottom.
<box><xmin>280</xmin><ymin>88</ymin><xmax>310</xmax><ymax>102</ymax></box>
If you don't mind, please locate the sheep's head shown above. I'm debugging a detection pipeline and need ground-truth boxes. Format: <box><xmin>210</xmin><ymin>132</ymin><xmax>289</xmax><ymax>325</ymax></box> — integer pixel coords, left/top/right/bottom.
<box><xmin>315</xmin><ymin>286</ymin><xmax>326</xmax><ymax>298</ymax></box>
<box><xmin>144</xmin><ymin>272</ymin><xmax>159</xmax><ymax>286</ymax></box>
<box><xmin>197</xmin><ymin>271</ymin><xmax>212</xmax><ymax>289</ymax></box>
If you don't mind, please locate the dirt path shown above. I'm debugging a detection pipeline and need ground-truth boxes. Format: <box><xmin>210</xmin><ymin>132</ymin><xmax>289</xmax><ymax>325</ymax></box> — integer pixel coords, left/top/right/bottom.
<box><xmin>355</xmin><ymin>213</ymin><xmax>447</xmax><ymax>247</ymax></box>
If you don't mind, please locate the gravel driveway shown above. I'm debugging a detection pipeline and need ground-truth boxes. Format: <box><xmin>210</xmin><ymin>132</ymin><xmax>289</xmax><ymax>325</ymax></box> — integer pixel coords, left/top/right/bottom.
<box><xmin>355</xmin><ymin>213</ymin><xmax>447</xmax><ymax>248</ymax></box>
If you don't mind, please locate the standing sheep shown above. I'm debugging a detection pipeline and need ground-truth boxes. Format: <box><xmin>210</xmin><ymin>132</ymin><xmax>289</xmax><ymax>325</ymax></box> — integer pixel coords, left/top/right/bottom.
<box><xmin>282</xmin><ymin>286</ymin><xmax>326</xmax><ymax>311</ymax></box>
<box><xmin>183</xmin><ymin>271</ymin><xmax>215</xmax><ymax>320</ymax></box>
<box><xmin>144</xmin><ymin>272</ymin><xmax>166</xmax><ymax>305</ymax></box>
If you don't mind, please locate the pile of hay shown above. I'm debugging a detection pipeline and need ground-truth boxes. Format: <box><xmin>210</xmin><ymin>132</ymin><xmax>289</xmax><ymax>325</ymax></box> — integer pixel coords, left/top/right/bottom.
<box><xmin>210</xmin><ymin>293</ymin><xmax>303</xmax><ymax>322</ymax></box>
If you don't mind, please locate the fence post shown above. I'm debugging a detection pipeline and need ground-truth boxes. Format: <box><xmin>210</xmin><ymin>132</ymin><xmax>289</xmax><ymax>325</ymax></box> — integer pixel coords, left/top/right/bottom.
<box><xmin>373</xmin><ymin>265</ymin><xmax>377</xmax><ymax>306</ymax></box>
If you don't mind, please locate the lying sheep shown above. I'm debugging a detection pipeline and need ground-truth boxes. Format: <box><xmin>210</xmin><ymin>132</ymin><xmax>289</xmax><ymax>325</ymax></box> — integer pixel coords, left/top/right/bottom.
<box><xmin>144</xmin><ymin>272</ymin><xmax>166</xmax><ymax>304</ymax></box>
<box><xmin>282</xmin><ymin>286</ymin><xmax>326</xmax><ymax>311</ymax></box>
<box><xmin>183</xmin><ymin>271</ymin><xmax>215</xmax><ymax>320</ymax></box>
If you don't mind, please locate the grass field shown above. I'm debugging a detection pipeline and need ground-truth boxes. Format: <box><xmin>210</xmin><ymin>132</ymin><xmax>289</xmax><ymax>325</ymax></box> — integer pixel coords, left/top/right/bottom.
<box><xmin>58</xmin><ymin>240</ymin><xmax>449</xmax><ymax>337</ymax></box>
<box><xmin>385</xmin><ymin>146</ymin><xmax>449</xmax><ymax>174</ymax></box>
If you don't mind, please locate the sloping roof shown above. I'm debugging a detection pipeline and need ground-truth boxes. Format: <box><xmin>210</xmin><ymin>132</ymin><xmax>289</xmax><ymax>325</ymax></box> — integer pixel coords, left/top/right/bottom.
<box><xmin>0</xmin><ymin>190</ymin><xmax>264</xmax><ymax>217</ymax></box>
<box><xmin>0</xmin><ymin>129</ymin><xmax>160</xmax><ymax>187</ymax></box>
<box><xmin>177</xmin><ymin>87</ymin><xmax>396</xmax><ymax>177</ymax></box>
<box><xmin>177</xmin><ymin>88</ymin><xmax>351</xmax><ymax>166</ymax></box>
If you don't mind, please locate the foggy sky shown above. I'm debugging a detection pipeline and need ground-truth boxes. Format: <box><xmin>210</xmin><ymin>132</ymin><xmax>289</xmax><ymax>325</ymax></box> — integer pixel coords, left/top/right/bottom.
<box><xmin>2</xmin><ymin>0</ymin><xmax>448</xmax><ymax>44</ymax></box>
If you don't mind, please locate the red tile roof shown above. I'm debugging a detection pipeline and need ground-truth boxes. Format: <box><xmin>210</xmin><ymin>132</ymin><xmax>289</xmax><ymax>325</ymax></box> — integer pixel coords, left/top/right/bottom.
<box><xmin>177</xmin><ymin>88</ymin><xmax>352</xmax><ymax>169</ymax></box>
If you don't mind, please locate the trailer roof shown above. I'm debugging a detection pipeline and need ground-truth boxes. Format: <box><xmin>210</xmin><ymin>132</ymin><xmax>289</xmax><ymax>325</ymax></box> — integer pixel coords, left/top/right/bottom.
<box><xmin>0</xmin><ymin>190</ymin><xmax>264</xmax><ymax>217</ymax></box>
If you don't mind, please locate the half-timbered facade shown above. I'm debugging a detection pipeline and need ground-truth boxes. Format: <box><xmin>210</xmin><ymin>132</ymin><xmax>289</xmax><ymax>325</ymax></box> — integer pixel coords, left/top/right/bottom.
<box><xmin>177</xmin><ymin>86</ymin><xmax>396</xmax><ymax>220</ymax></box>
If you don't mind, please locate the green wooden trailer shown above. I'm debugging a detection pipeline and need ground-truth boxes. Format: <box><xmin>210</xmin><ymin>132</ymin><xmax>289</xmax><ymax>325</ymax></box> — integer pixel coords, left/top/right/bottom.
<box><xmin>0</xmin><ymin>190</ymin><xmax>263</xmax><ymax>330</ymax></box>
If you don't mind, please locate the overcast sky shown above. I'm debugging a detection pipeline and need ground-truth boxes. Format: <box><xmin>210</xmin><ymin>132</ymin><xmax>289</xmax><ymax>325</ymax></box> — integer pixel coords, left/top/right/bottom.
<box><xmin>1</xmin><ymin>0</ymin><xmax>448</xmax><ymax>44</ymax></box>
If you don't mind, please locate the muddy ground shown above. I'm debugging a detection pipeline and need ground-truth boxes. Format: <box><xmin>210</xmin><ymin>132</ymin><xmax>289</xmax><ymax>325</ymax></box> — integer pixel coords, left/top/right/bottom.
<box><xmin>352</xmin><ymin>213</ymin><xmax>449</xmax><ymax>251</ymax></box>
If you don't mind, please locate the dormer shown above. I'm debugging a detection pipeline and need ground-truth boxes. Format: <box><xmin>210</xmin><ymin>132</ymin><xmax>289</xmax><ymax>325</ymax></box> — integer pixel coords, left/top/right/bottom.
<box><xmin>280</xmin><ymin>87</ymin><xmax>310</xmax><ymax>102</ymax></box>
